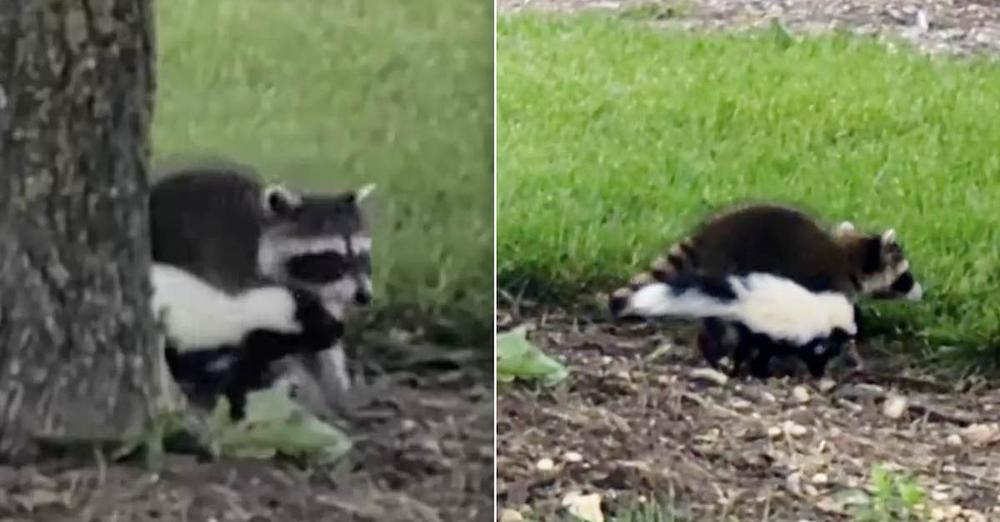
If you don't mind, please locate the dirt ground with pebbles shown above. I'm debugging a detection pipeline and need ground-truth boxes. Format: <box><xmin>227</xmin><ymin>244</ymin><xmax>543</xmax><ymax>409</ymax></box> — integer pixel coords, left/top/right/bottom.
<box><xmin>495</xmin><ymin>3</ymin><xmax>1000</xmax><ymax>518</ymax></box>
<box><xmin>499</xmin><ymin>0</ymin><xmax>1000</xmax><ymax>59</ymax></box>
<box><xmin>497</xmin><ymin>313</ymin><xmax>1000</xmax><ymax>521</ymax></box>
<box><xmin>0</xmin><ymin>345</ymin><xmax>494</xmax><ymax>522</ymax></box>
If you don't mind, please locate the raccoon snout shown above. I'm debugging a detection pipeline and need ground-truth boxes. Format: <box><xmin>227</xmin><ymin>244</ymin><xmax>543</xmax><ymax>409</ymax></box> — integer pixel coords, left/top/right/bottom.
<box><xmin>353</xmin><ymin>288</ymin><xmax>372</xmax><ymax>306</ymax></box>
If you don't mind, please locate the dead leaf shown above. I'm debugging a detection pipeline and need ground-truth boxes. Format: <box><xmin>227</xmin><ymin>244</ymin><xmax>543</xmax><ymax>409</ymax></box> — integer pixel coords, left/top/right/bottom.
<box><xmin>562</xmin><ymin>491</ymin><xmax>604</xmax><ymax>522</ymax></box>
<box><xmin>960</xmin><ymin>423</ymin><xmax>1000</xmax><ymax>447</ymax></box>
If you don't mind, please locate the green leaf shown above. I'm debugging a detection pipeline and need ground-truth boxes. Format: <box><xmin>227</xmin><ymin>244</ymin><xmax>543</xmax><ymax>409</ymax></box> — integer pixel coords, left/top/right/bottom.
<box><xmin>496</xmin><ymin>325</ymin><xmax>569</xmax><ymax>386</ymax></box>
<box><xmin>214</xmin><ymin>387</ymin><xmax>352</xmax><ymax>462</ymax></box>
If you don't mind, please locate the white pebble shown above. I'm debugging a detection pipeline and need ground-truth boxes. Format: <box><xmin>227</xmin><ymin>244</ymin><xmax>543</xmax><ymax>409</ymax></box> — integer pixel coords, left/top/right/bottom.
<box><xmin>563</xmin><ymin>451</ymin><xmax>584</xmax><ymax>463</ymax></box>
<box><xmin>783</xmin><ymin>420</ymin><xmax>808</xmax><ymax>437</ymax></box>
<box><xmin>500</xmin><ymin>509</ymin><xmax>524</xmax><ymax>522</ymax></box>
<box><xmin>536</xmin><ymin>458</ymin><xmax>555</xmax><ymax>472</ymax></box>
<box><xmin>689</xmin><ymin>367</ymin><xmax>729</xmax><ymax>386</ymax></box>
<box><xmin>882</xmin><ymin>395</ymin><xmax>908</xmax><ymax>419</ymax></box>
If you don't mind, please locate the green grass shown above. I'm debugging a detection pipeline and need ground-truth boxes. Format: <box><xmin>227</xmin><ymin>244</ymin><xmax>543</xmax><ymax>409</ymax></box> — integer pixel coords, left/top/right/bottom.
<box><xmin>498</xmin><ymin>14</ymin><xmax>1000</xmax><ymax>349</ymax></box>
<box><xmin>155</xmin><ymin>0</ymin><xmax>493</xmax><ymax>337</ymax></box>
<box><xmin>855</xmin><ymin>464</ymin><xmax>929</xmax><ymax>521</ymax></box>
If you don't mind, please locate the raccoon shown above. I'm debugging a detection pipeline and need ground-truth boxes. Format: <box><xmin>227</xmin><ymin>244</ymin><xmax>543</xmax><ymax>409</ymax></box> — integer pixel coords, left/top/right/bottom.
<box><xmin>607</xmin><ymin>203</ymin><xmax>922</xmax><ymax>373</ymax></box>
<box><xmin>620</xmin><ymin>272</ymin><xmax>858</xmax><ymax>378</ymax></box>
<box><xmin>149</xmin><ymin>161</ymin><xmax>374</xmax><ymax>398</ymax></box>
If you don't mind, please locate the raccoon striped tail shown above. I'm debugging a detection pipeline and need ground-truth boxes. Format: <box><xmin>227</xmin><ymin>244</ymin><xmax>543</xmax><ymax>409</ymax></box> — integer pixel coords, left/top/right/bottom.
<box><xmin>608</xmin><ymin>239</ymin><xmax>697</xmax><ymax>316</ymax></box>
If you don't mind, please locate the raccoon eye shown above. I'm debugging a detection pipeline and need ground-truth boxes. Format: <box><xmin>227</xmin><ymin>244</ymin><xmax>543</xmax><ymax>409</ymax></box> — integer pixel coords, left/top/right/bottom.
<box><xmin>356</xmin><ymin>251</ymin><xmax>372</xmax><ymax>274</ymax></box>
<box><xmin>285</xmin><ymin>251</ymin><xmax>347</xmax><ymax>283</ymax></box>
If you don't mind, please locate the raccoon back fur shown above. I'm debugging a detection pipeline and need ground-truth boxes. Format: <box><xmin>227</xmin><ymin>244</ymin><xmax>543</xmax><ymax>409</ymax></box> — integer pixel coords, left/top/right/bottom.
<box><xmin>609</xmin><ymin>203</ymin><xmax>921</xmax><ymax>315</ymax></box>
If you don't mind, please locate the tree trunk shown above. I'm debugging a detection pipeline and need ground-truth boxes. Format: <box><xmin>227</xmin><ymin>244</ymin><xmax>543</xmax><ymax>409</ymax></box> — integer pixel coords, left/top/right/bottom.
<box><xmin>0</xmin><ymin>0</ymin><xmax>156</xmax><ymax>462</ymax></box>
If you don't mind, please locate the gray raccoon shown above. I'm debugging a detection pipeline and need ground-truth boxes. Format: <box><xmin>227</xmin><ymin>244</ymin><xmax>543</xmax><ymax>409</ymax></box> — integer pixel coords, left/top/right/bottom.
<box><xmin>149</xmin><ymin>161</ymin><xmax>375</xmax><ymax>396</ymax></box>
<box><xmin>607</xmin><ymin>203</ymin><xmax>922</xmax><ymax>372</ymax></box>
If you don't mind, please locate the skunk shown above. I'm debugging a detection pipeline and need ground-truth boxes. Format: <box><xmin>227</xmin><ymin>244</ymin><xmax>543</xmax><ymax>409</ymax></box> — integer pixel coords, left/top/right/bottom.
<box><xmin>619</xmin><ymin>272</ymin><xmax>858</xmax><ymax>378</ymax></box>
<box><xmin>150</xmin><ymin>262</ymin><xmax>344</xmax><ymax>420</ymax></box>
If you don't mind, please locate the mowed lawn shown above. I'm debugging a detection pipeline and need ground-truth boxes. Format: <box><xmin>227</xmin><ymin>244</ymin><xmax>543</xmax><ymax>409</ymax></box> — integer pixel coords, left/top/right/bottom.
<box><xmin>155</xmin><ymin>0</ymin><xmax>493</xmax><ymax>333</ymax></box>
<box><xmin>498</xmin><ymin>14</ymin><xmax>1000</xmax><ymax>350</ymax></box>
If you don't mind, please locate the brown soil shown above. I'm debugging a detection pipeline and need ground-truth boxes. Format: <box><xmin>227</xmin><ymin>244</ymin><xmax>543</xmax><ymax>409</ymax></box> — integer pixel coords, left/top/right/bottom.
<box><xmin>0</xmin><ymin>347</ymin><xmax>494</xmax><ymax>522</ymax></box>
<box><xmin>497</xmin><ymin>312</ymin><xmax>1000</xmax><ymax>521</ymax></box>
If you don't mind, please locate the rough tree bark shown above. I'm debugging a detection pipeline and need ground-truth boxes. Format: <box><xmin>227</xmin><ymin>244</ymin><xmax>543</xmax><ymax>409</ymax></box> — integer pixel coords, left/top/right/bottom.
<box><xmin>0</xmin><ymin>0</ymin><xmax>156</xmax><ymax>462</ymax></box>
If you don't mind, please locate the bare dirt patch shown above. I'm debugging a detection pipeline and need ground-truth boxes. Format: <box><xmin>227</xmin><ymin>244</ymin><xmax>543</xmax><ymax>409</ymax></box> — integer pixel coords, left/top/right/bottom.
<box><xmin>497</xmin><ymin>313</ymin><xmax>1000</xmax><ymax>520</ymax></box>
<box><xmin>0</xmin><ymin>347</ymin><xmax>493</xmax><ymax>522</ymax></box>
<box><xmin>498</xmin><ymin>0</ymin><xmax>1000</xmax><ymax>58</ymax></box>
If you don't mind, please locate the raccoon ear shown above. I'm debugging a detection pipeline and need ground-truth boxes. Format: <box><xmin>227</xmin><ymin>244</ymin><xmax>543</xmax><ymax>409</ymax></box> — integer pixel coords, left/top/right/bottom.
<box><xmin>262</xmin><ymin>184</ymin><xmax>302</xmax><ymax>218</ymax></box>
<box><xmin>834</xmin><ymin>221</ymin><xmax>855</xmax><ymax>236</ymax></box>
<box><xmin>880</xmin><ymin>228</ymin><xmax>897</xmax><ymax>245</ymax></box>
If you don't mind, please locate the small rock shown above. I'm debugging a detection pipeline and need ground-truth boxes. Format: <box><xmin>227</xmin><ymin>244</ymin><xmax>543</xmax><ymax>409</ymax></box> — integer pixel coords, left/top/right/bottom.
<box><xmin>562</xmin><ymin>492</ymin><xmax>604</xmax><ymax>522</ymax></box>
<box><xmin>690</xmin><ymin>367</ymin><xmax>729</xmax><ymax>386</ymax></box>
<box><xmin>600</xmin><ymin>356</ymin><xmax>613</xmax><ymax>365</ymax></box>
<box><xmin>761</xmin><ymin>391</ymin><xmax>777</xmax><ymax>403</ymax></box>
<box><xmin>767</xmin><ymin>426</ymin><xmax>783</xmax><ymax>439</ymax></box>
<box><xmin>931</xmin><ymin>505</ymin><xmax>963</xmax><ymax>520</ymax></box>
<box><xmin>961</xmin><ymin>423</ymin><xmax>1000</xmax><ymax>446</ymax></box>
<box><xmin>856</xmin><ymin>383</ymin><xmax>884</xmax><ymax>394</ymax></box>
<box><xmin>401</xmin><ymin>419</ymin><xmax>417</xmax><ymax>432</ymax></box>
<box><xmin>946</xmin><ymin>434</ymin><xmax>963</xmax><ymax>447</ymax></box>
<box><xmin>563</xmin><ymin>451</ymin><xmax>583</xmax><ymax>463</ymax></box>
<box><xmin>882</xmin><ymin>395</ymin><xmax>908</xmax><ymax>419</ymax></box>
<box><xmin>792</xmin><ymin>386</ymin><xmax>810</xmax><ymax>403</ymax></box>
<box><xmin>916</xmin><ymin>10</ymin><xmax>930</xmax><ymax>31</ymax></box>
<box><xmin>536</xmin><ymin>458</ymin><xmax>555</xmax><ymax>472</ymax></box>
<box><xmin>804</xmin><ymin>484</ymin><xmax>819</xmax><ymax>497</ymax></box>
<box><xmin>500</xmin><ymin>509</ymin><xmax>524</xmax><ymax>522</ymax></box>
<box><xmin>931</xmin><ymin>490</ymin><xmax>949</xmax><ymax>502</ymax></box>
<box><xmin>818</xmin><ymin>378</ymin><xmax>837</xmax><ymax>393</ymax></box>
<box><xmin>783</xmin><ymin>420</ymin><xmax>808</xmax><ymax>438</ymax></box>
<box><xmin>729</xmin><ymin>397</ymin><xmax>753</xmax><ymax>410</ymax></box>
<box><xmin>786</xmin><ymin>471</ymin><xmax>803</xmax><ymax>496</ymax></box>
<box><xmin>811</xmin><ymin>473</ymin><xmax>829</xmax><ymax>485</ymax></box>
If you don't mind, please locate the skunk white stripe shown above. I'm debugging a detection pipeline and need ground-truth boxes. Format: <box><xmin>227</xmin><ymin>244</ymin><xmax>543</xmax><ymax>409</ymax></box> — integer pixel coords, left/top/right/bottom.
<box><xmin>623</xmin><ymin>273</ymin><xmax>856</xmax><ymax>346</ymax></box>
<box><xmin>150</xmin><ymin>263</ymin><xmax>301</xmax><ymax>351</ymax></box>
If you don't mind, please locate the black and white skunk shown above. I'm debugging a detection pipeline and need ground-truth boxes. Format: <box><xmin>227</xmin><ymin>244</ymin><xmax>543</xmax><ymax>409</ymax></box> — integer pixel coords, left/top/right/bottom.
<box><xmin>150</xmin><ymin>262</ymin><xmax>344</xmax><ymax>420</ymax></box>
<box><xmin>619</xmin><ymin>272</ymin><xmax>858</xmax><ymax>378</ymax></box>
